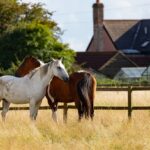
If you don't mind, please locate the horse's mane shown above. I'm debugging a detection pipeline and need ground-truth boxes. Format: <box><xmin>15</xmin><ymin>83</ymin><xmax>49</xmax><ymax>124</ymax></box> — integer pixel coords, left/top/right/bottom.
<box><xmin>37</xmin><ymin>59</ymin><xmax>45</xmax><ymax>66</ymax></box>
<box><xmin>28</xmin><ymin>62</ymin><xmax>52</xmax><ymax>79</ymax></box>
<box><xmin>28</xmin><ymin>68</ymin><xmax>38</xmax><ymax>79</ymax></box>
<box><xmin>39</xmin><ymin>63</ymin><xmax>51</xmax><ymax>78</ymax></box>
<box><xmin>77</xmin><ymin>70</ymin><xmax>86</xmax><ymax>73</ymax></box>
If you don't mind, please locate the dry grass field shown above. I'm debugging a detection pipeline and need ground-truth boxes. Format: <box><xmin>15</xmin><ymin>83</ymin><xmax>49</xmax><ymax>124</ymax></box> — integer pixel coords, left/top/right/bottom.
<box><xmin>0</xmin><ymin>91</ymin><xmax>150</xmax><ymax>150</ymax></box>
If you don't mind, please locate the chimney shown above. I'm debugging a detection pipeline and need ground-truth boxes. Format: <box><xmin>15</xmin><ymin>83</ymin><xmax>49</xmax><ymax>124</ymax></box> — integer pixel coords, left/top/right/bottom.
<box><xmin>93</xmin><ymin>0</ymin><xmax>104</xmax><ymax>51</ymax></box>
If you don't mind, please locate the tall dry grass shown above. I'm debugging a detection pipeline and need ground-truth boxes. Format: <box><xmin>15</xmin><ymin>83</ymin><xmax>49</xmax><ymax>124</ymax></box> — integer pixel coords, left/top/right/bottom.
<box><xmin>0</xmin><ymin>91</ymin><xmax>150</xmax><ymax>150</ymax></box>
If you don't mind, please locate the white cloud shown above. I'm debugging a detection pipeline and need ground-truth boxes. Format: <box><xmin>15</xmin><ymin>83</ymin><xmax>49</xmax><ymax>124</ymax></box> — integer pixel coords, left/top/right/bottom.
<box><xmin>104</xmin><ymin>0</ymin><xmax>150</xmax><ymax>19</ymax></box>
<box><xmin>105</xmin><ymin>0</ymin><xmax>132</xmax><ymax>8</ymax></box>
<box><xmin>63</xmin><ymin>38</ymin><xmax>86</xmax><ymax>51</ymax></box>
<box><xmin>68</xmin><ymin>14</ymin><xmax>78</xmax><ymax>23</ymax></box>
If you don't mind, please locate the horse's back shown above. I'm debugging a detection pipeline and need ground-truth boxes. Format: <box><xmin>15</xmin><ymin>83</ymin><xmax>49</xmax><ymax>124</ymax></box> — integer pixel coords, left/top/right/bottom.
<box><xmin>47</xmin><ymin>71</ymin><xmax>96</xmax><ymax>103</ymax></box>
<box><xmin>70</xmin><ymin>71</ymin><xmax>97</xmax><ymax>104</ymax></box>
<box><xmin>49</xmin><ymin>73</ymin><xmax>84</xmax><ymax>102</ymax></box>
<box><xmin>0</xmin><ymin>75</ymin><xmax>16</xmax><ymax>80</ymax></box>
<box><xmin>69</xmin><ymin>71</ymin><xmax>95</xmax><ymax>88</ymax></box>
<box><xmin>0</xmin><ymin>75</ymin><xmax>29</xmax><ymax>103</ymax></box>
<box><xmin>0</xmin><ymin>75</ymin><xmax>28</xmax><ymax>85</ymax></box>
<box><xmin>69</xmin><ymin>72</ymin><xmax>92</xmax><ymax>99</ymax></box>
<box><xmin>0</xmin><ymin>75</ymin><xmax>17</xmax><ymax>86</ymax></box>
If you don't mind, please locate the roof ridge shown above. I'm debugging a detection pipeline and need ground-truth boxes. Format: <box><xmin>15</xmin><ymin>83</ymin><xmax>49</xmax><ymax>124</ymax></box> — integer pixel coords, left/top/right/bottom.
<box><xmin>99</xmin><ymin>51</ymin><xmax>138</xmax><ymax>70</ymax></box>
<box><xmin>103</xmin><ymin>25</ymin><xmax>117</xmax><ymax>50</ymax></box>
<box><xmin>104</xmin><ymin>19</ymin><xmax>150</xmax><ymax>22</ymax></box>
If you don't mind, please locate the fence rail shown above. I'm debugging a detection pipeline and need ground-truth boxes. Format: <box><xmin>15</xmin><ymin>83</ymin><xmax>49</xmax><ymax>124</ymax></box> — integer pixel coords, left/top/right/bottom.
<box><xmin>97</xmin><ymin>85</ymin><xmax>150</xmax><ymax>119</ymax></box>
<box><xmin>1</xmin><ymin>85</ymin><xmax>150</xmax><ymax>119</ymax></box>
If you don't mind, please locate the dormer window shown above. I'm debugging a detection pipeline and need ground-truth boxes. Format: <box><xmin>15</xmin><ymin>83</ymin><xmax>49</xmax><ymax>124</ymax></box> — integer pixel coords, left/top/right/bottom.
<box><xmin>144</xmin><ymin>27</ymin><xmax>148</xmax><ymax>35</ymax></box>
<box><xmin>141</xmin><ymin>41</ymin><xmax>150</xmax><ymax>48</ymax></box>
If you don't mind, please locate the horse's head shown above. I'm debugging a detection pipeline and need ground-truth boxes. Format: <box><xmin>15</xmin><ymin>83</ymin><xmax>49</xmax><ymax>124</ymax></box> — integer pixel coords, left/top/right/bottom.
<box><xmin>15</xmin><ymin>56</ymin><xmax>42</xmax><ymax>77</ymax></box>
<box><xmin>51</xmin><ymin>58</ymin><xmax>69</xmax><ymax>82</ymax></box>
<box><xmin>25</xmin><ymin>56</ymin><xmax>41</xmax><ymax>68</ymax></box>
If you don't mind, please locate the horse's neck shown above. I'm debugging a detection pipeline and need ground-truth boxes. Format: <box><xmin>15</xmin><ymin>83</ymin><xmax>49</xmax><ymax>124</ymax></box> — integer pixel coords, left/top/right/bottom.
<box><xmin>25</xmin><ymin>62</ymin><xmax>54</xmax><ymax>88</ymax></box>
<box><xmin>29</xmin><ymin>66</ymin><xmax>53</xmax><ymax>85</ymax></box>
<box><xmin>41</xmin><ymin>69</ymin><xmax>54</xmax><ymax>86</ymax></box>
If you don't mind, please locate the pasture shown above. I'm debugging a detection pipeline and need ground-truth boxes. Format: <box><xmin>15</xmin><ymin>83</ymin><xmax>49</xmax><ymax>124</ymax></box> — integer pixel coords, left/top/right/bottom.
<box><xmin>0</xmin><ymin>91</ymin><xmax>150</xmax><ymax>150</ymax></box>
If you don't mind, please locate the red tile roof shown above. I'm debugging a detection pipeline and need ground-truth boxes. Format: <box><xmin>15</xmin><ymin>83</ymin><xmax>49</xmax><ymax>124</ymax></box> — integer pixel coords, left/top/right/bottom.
<box><xmin>87</xmin><ymin>20</ymin><xmax>150</xmax><ymax>53</ymax></box>
<box><xmin>87</xmin><ymin>26</ymin><xmax>117</xmax><ymax>52</ymax></box>
<box><xmin>104</xmin><ymin>20</ymin><xmax>139</xmax><ymax>41</ymax></box>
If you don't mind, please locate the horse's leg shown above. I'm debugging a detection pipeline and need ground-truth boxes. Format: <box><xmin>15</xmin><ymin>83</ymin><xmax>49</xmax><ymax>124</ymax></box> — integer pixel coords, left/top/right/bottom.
<box><xmin>63</xmin><ymin>103</ymin><xmax>68</xmax><ymax>123</ymax></box>
<box><xmin>90</xmin><ymin>100</ymin><xmax>94</xmax><ymax>120</ymax></box>
<box><xmin>33</xmin><ymin>100</ymin><xmax>42</xmax><ymax>120</ymax></box>
<box><xmin>76</xmin><ymin>101</ymin><xmax>84</xmax><ymax>121</ymax></box>
<box><xmin>52</xmin><ymin>103</ymin><xmax>58</xmax><ymax>123</ymax></box>
<box><xmin>1</xmin><ymin>99</ymin><xmax>10</xmax><ymax>121</ymax></box>
<box><xmin>46</xmin><ymin>92</ymin><xmax>58</xmax><ymax>123</ymax></box>
<box><xmin>52</xmin><ymin>110</ymin><xmax>57</xmax><ymax>123</ymax></box>
<box><xmin>89</xmin><ymin>89</ymin><xmax>95</xmax><ymax>120</ymax></box>
<box><xmin>47</xmin><ymin>97</ymin><xmax>58</xmax><ymax>123</ymax></box>
<box><xmin>29</xmin><ymin>100</ymin><xmax>37</xmax><ymax>121</ymax></box>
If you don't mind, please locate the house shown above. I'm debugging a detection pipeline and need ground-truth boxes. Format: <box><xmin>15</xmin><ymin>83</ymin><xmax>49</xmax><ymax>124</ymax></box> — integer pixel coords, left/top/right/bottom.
<box><xmin>99</xmin><ymin>52</ymin><xmax>138</xmax><ymax>78</ymax></box>
<box><xmin>75</xmin><ymin>0</ymin><xmax>150</xmax><ymax>78</ymax></box>
<box><xmin>76</xmin><ymin>51</ymin><xmax>116</xmax><ymax>70</ymax></box>
<box><xmin>142</xmin><ymin>66</ymin><xmax>150</xmax><ymax>80</ymax></box>
<box><xmin>114</xmin><ymin>67</ymin><xmax>146</xmax><ymax>81</ymax></box>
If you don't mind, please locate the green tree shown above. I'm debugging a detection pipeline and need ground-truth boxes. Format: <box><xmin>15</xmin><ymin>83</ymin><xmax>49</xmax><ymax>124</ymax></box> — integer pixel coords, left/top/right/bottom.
<box><xmin>0</xmin><ymin>22</ymin><xmax>75</xmax><ymax>71</ymax></box>
<box><xmin>0</xmin><ymin>0</ymin><xmax>59</xmax><ymax>35</ymax></box>
<box><xmin>0</xmin><ymin>0</ymin><xmax>76</xmax><ymax>74</ymax></box>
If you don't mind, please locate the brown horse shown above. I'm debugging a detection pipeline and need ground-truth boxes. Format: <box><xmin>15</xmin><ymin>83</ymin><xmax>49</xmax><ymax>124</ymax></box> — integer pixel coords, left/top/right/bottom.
<box><xmin>46</xmin><ymin>72</ymin><xmax>96</xmax><ymax>122</ymax></box>
<box><xmin>15</xmin><ymin>56</ymin><xmax>96</xmax><ymax>122</ymax></box>
<box><xmin>15</xmin><ymin>56</ymin><xmax>42</xmax><ymax>77</ymax></box>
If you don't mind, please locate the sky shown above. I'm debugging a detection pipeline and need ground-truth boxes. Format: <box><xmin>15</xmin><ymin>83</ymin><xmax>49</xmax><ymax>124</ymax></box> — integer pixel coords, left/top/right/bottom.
<box><xmin>21</xmin><ymin>0</ymin><xmax>150</xmax><ymax>51</ymax></box>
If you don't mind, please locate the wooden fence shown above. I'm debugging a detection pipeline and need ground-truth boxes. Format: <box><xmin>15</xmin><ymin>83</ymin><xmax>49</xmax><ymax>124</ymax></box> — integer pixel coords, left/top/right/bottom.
<box><xmin>96</xmin><ymin>86</ymin><xmax>150</xmax><ymax>119</ymax></box>
<box><xmin>1</xmin><ymin>85</ymin><xmax>150</xmax><ymax>119</ymax></box>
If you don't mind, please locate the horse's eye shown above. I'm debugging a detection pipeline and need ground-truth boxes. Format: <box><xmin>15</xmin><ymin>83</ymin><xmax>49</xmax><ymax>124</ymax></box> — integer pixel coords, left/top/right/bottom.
<box><xmin>57</xmin><ymin>66</ymin><xmax>61</xmax><ymax>70</ymax></box>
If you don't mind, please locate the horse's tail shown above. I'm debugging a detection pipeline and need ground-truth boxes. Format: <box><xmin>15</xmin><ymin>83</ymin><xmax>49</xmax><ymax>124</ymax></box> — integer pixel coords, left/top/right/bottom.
<box><xmin>77</xmin><ymin>73</ymin><xmax>96</xmax><ymax>119</ymax></box>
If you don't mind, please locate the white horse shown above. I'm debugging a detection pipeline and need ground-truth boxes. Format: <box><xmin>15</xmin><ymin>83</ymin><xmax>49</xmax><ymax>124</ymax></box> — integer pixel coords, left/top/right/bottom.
<box><xmin>0</xmin><ymin>58</ymin><xmax>69</xmax><ymax>121</ymax></box>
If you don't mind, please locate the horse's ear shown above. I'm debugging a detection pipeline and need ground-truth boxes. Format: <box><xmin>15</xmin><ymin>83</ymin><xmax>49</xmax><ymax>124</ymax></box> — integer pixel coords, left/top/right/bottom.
<box><xmin>60</xmin><ymin>57</ymin><xmax>63</xmax><ymax>62</ymax></box>
<box><xmin>51</xmin><ymin>58</ymin><xmax>56</xmax><ymax>61</ymax></box>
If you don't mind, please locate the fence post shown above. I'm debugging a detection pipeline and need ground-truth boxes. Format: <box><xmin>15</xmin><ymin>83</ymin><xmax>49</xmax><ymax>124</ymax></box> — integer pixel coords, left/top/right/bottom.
<box><xmin>63</xmin><ymin>103</ymin><xmax>68</xmax><ymax>123</ymax></box>
<box><xmin>128</xmin><ymin>85</ymin><xmax>132</xmax><ymax>119</ymax></box>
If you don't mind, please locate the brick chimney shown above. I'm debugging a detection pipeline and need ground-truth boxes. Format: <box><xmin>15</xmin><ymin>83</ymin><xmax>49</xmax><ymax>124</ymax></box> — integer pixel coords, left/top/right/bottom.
<box><xmin>93</xmin><ymin>0</ymin><xmax>104</xmax><ymax>51</ymax></box>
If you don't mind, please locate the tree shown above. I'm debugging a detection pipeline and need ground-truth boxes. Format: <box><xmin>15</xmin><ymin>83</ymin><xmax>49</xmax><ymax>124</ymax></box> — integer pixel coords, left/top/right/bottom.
<box><xmin>0</xmin><ymin>22</ymin><xmax>75</xmax><ymax>71</ymax></box>
<box><xmin>0</xmin><ymin>0</ymin><xmax>76</xmax><ymax>73</ymax></box>
<box><xmin>0</xmin><ymin>1</ymin><xmax>59</xmax><ymax>35</ymax></box>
